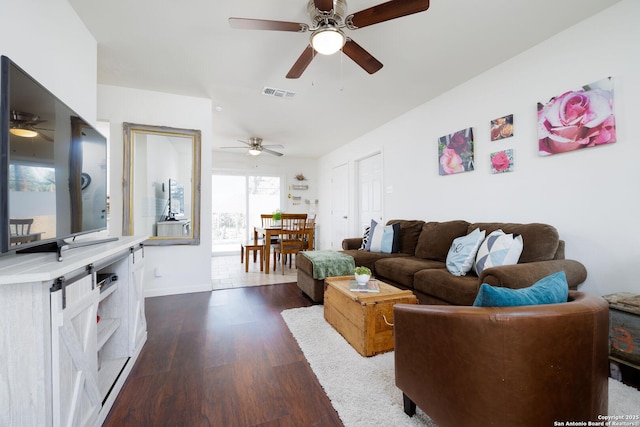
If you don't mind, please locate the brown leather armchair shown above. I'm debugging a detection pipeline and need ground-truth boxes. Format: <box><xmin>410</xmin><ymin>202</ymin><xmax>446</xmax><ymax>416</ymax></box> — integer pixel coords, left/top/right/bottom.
<box><xmin>394</xmin><ymin>291</ymin><xmax>609</xmax><ymax>427</ymax></box>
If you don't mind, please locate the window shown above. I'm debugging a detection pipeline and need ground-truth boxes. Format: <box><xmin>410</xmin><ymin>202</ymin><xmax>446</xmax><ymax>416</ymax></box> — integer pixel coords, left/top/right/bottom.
<box><xmin>212</xmin><ymin>173</ymin><xmax>280</xmax><ymax>254</ymax></box>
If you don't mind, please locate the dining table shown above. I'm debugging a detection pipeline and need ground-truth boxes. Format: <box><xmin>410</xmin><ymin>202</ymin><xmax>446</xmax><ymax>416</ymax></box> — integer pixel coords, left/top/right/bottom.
<box><xmin>254</xmin><ymin>225</ymin><xmax>314</xmax><ymax>274</ymax></box>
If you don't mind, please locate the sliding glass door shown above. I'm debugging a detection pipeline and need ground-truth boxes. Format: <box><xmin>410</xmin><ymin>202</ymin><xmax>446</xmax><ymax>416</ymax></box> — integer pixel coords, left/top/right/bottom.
<box><xmin>212</xmin><ymin>173</ymin><xmax>280</xmax><ymax>254</ymax></box>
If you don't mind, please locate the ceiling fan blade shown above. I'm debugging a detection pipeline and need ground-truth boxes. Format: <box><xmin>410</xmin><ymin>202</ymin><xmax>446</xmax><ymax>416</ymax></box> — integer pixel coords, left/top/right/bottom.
<box><xmin>342</xmin><ymin>39</ymin><xmax>383</xmax><ymax>74</ymax></box>
<box><xmin>286</xmin><ymin>46</ymin><xmax>315</xmax><ymax>79</ymax></box>
<box><xmin>220</xmin><ymin>146</ymin><xmax>247</xmax><ymax>149</ymax></box>
<box><xmin>37</xmin><ymin>132</ymin><xmax>54</xmax><ymax>143</ymax></box>
<box><xmin>314</xmin><ymin>0</ymin><xmax>335</xmax><ymax>13</ymax></box>
<box><xmin>348</xmin><ymin>0</ymin><xmax>430</xmax><ymax>29</ymax></box>
<box><xmin>262</xmin><ymin>144</ymin><xmax>285</xmax><ymax>149</ymax></box>
<box><xmin>262</xmin><ymin>148</ymin><xmax>284</xmax><ymax>157</ymax></box>
<box><xmin>229</xmin><ymin>18</ymin><xmax>308</xmax><ymax>32</ymax></box>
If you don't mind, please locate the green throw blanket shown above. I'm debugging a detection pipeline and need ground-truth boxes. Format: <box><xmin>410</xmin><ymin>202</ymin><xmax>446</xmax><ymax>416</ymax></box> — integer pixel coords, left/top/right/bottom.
<box><xmin>302</xmin><ymin>250</ymin><xmax>355</xmax><ymax>280</ymax></box>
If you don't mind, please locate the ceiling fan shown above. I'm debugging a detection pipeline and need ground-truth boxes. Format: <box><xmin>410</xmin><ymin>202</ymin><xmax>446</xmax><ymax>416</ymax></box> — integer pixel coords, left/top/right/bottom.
<box><xmin>221</xmin><ymin>137</ymin><xmax>285</xmax><ymax>157</ymax></box>
<box><xmin>9</xmin><ymin>111</ymin><xmax>53</xmax><ymax>142</ymax></box>
<box><xmin>229</xmin><ymin>0</ymin><xmax>430</xmax><ymax>79</ymax></box>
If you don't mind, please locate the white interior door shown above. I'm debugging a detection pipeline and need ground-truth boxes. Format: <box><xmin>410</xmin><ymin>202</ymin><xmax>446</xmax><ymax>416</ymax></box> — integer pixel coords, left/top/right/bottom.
<box><xmin>357</xmin><ymin>152</ymin><xmax>383</xmax><ymax>232</ymax></box>
<box><xmin>330</xmin><ymin>163</ymin><xmax>349</xmax><ymax>249</ymax></box>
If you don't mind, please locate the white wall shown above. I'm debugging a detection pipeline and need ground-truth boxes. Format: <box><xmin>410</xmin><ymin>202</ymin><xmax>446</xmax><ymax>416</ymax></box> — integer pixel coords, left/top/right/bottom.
<box><xmin>98</xmin><ymin>85</ymin><xmax>213</xmax><ymax>297</ymax></box>
<box><xmin>318</xmin><ymin>0</ymin><xmax>640</xmax><ymax>296</ymax></box>
<box><xmin>0</xmin><ymin>0</ymin><xmax>97</xmax><ymax>124</ymax></box>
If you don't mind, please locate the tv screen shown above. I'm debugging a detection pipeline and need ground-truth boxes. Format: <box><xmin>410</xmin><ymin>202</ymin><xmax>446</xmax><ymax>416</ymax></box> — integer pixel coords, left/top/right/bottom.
<box><xmin>0</xmin><ymin>56</ymin><xmax>108</xmax><ymax>255</ymax></box>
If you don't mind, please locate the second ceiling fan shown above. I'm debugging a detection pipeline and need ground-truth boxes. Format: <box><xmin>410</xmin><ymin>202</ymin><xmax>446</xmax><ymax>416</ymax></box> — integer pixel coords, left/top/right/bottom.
<box><xmin>221</xmin><ymin>137</ymin><xmax>285</xmax><ymax>157</ymax></box>
<box><xmin>229</xmin><ymin>0</ymin><xmax>430</xmax><ymax>79</ymax></box>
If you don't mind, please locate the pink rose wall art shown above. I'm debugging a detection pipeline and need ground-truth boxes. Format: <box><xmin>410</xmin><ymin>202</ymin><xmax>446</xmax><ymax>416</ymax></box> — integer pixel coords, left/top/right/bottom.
<box><xmin>490</xmin><ymin>149</ymin><xmax>514</xmax><ymax>174</ymax></box>
<box><xmin>538</xmin><ymin>77</ymin><xmax>616</xmax><ymax>156</ymax></box>
<box><xmin>438</xmin><ymin>127</ymin><xmax>474</xmax><ymax>176</ymax></box>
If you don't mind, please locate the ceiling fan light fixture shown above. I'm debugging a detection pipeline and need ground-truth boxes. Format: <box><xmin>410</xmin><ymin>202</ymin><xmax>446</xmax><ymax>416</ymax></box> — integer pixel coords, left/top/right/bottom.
<box><xmin>10</xmin><ymin>127</ymin><xmax>38</xmax><ymax>138</ymax></box>
<box><xmin>311</xmin><ymin>26</ymin><xmax>345</xmax><ymax>55</ymax></box>
<box><xmin>248</xmin><ymin>147</ymin><xmax>262</xmax><ymax>156</ymax></box>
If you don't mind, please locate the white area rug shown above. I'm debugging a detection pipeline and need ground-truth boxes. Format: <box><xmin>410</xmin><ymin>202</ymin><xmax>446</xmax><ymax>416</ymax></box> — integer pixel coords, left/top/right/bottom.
<box><xmin>281</xmin><ymin>305</ymin><xmax>640</xmax><ymax>427</ymax></box>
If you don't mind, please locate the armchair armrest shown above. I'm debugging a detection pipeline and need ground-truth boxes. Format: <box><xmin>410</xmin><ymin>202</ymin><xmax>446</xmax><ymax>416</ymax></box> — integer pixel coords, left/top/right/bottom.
<box><xmin>479</xmin><ymin>259</ymin><xmax>587</xmax><ymax>290</ymax></box>
<box><xmin>342</xmin><ymin>237</ymin><xmax>363</xmax><ymax>250</ymax></box>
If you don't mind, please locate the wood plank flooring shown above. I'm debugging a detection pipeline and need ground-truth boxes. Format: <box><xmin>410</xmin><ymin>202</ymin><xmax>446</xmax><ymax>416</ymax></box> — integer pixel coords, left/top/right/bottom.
<box><xmin>103</xmin><ymin>282</ymin><xmax>343</xmax><ymax>427</ymax></box>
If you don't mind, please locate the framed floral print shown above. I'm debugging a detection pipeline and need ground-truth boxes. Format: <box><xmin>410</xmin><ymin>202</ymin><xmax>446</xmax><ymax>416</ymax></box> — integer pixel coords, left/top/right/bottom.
<box><xmin>490</xmin><ymin>149</ymin><xmax>514</xmax><ymax>174</ymax></box>
<box><xmin>438</xmin><ymin>127</ymin><xmax>474</xmax><ymax>175</ymax></box>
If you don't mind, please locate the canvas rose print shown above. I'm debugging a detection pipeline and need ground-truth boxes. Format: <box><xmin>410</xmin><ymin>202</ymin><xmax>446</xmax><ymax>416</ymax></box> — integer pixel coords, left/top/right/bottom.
<box><xmin>490</xmin><ymin>149</ymin><xmax>514</xmax><ymax>174</ymax></box>
<box><xmin>538</xmin><ymin>77</ymin><xmax>616</xmax><ymax>156</ymax></box>
<box><xmin>438</xmin><ymin>128</ymin><xmax>474</xmax><ymax>175</ymax></box>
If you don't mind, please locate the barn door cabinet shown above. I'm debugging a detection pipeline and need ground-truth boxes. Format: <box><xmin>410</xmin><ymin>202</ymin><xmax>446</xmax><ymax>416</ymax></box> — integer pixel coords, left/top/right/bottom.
<box><xmin>0</xmin><ymin>236</ymin><xmax>147</xmax><ymax>427</ymax></box>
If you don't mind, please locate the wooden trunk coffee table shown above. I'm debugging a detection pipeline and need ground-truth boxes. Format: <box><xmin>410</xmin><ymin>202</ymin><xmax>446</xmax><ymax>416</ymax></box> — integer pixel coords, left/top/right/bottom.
<box><xmin>324</xmin><ymin>275</ymin><xmax>418</xmax><ymax>357</ymax></box>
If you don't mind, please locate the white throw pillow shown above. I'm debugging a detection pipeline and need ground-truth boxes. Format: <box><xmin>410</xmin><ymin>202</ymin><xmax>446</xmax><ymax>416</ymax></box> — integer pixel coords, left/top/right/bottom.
<box><xmin>446</xmin><ymin>228</ymin><xmax>486</xmax><ymax>276</ymax></box>
<box><xmin>368</xmin><ymin>223</ymin><xmax>386</xmax><ymax>252</ymax></box>
<box><xmin>474</xmin><ymin>230</ymin><xmax>524</xmax><ymax>276</ymax></box>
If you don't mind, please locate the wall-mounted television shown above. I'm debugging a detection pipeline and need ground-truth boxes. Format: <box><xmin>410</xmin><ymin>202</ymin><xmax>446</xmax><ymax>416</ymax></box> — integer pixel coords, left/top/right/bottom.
<box><xmin>0</xmin><ymin>55</ymin><xmax>113</xmax><ymax>259</ymax></box>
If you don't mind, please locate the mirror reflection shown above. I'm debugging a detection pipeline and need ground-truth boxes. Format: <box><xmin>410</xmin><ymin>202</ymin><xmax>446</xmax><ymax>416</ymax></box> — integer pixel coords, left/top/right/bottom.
<box><xmin>123</xmin><ymin>123</ymin><xmax>201</xmax><ymax>245</ymax></box>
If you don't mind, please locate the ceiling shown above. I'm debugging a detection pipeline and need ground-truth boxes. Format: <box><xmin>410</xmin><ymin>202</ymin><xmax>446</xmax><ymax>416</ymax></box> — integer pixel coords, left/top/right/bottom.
<box><xmin>68</xmin><ymin>0</ymin><xmax>620</xmax><ymax>159</ymax></box>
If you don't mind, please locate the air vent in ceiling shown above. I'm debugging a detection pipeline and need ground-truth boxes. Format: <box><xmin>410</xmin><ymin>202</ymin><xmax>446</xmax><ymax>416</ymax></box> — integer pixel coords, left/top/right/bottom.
<box><xmin>262</xmin><ymin>87</ymin><xmax>296</xmax><ymax>99</ymax></box>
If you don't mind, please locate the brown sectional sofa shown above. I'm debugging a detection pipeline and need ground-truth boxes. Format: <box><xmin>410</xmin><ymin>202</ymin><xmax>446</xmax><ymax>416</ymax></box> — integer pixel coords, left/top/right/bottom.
<box><xmin>296</xmin><ymin>219</ymin><xmax>587</xmax><ymax>305</ymax></box>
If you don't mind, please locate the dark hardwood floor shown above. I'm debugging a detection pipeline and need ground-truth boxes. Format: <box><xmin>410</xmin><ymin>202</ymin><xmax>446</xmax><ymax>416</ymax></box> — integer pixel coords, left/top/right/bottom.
<box><xmin>104</xmin><ymin>282</ymin><xmax>343</xmax><ymax>427</ymax></box>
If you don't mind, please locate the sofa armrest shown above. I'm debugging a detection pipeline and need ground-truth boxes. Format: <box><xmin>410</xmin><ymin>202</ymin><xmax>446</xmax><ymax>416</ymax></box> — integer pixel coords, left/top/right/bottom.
<box><xmin>479</xmin><ymin>259</ymin><xmax>587</xmax><ymax>290</ymax></box>
<box><xmin>342</xmin><ymin>237</ymin><xmax>363</xmax><ymax>250</ymax></box>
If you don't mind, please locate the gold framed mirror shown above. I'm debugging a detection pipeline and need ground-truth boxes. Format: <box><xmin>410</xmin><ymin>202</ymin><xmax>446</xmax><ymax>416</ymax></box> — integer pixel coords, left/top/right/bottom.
<box><xmin>123</xmin><ymin>122</ymin><xmax>201</xmax><ymax>245</ymax></box>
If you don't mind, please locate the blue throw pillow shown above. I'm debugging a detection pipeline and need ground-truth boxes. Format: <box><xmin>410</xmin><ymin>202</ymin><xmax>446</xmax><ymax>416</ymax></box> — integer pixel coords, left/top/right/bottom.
<box><xmin>472</xmin><ymin>271</ymin><xmax>569</xmax><ymax>307</ymax></box>
<box><xmin>446</xmin><ymin>228</ymin><xmax>486</xmax><ymax>276</ymax></box>
<box><xmin>379</xmin><ymin>225</ymin><xmax>396</xmax><ymax>253</ymax></box>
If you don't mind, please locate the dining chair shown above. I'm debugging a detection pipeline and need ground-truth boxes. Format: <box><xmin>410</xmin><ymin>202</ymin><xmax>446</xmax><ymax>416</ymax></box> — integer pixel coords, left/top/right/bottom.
<box><xmin>10</xmin><ymin>218</ymin><xmax>33</xmax><ymax>236</ymax></box>
<box><xmin>261</xmin><ymin>214</ymin><xmax>281</xmax><ymax>243</ymax></box>
<box><xmin>302</xmin><ymin>214</ymin><xmax>316</xmax><ymax>251</ymax></box>
<box><xmin>240</xmin><ymin>239</ymin><xmax>264</xmax><ymax>272</ymax></box>
<box><xmin>9</xmin><ymin>218</ymin><xmax>37</xmax><ymax>246</ymax></box>
<box><xmin>273</xmin><ymin>213</ymin><xmax>307</xmax><ymax>274</ymax></box>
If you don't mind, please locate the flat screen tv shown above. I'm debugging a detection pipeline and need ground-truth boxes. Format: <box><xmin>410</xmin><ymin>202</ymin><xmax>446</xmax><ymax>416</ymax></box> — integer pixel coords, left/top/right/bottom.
<box><xmin>0</xmin><ymin>55</ymin><xmax>113</xmax><ymax>259</ymax></box>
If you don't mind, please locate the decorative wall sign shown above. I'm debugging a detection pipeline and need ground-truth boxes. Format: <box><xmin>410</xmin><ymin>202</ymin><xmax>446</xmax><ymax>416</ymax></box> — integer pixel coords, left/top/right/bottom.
<box><xmin>490</xmin><ymin>114</ymin><xmax>514</xmax><ymax>141</ymax></box>
<box><xmin>538</xmin><ymin>77</ymin><xmax>616</xmax><ymax>156</ymax></box>
<box><xmin>490</xmin><ymin>149</ymin><xmax>514</xmax><ymax>174</ymax></box>
<box><xmin>438</xmin><ymin>127</ymin><xmax>474</xmax><ymax>175</ymax></box>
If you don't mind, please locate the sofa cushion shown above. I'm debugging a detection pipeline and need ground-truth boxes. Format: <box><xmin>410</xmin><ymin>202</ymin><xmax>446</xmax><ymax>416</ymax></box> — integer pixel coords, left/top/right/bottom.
<box><xmin>415</xmin><ymin>220</ymin><xmax>470</xmax><ymax>262</ymax></box>
<box><xmin>446</xmin><ymin>228</ymin><xmax>486</xmax><ymax>276</ymax></box>
<box><xmin>468</xmin><ymin>222</ymin><xmax>559</xmax><ymax>263</ymax></box>
<box><xmin>375</xmin><ymin>256</ymin><xmax>445</xmax><ymax>288</ymax></box>
<box><xmin>472</xmin><ymin>271</ymin><xmax>569</xmax><ymax>307</ymax></box>
<box><xmin>474</xmin><ymin>230</ymin><xmax>523</xmax><ymax>276</ymax></box>
<box><xmin>386</xmin><ymin>220</ymin><xmax>425</xmax><ymax>255</ymax></box>
<box><xmin>413</xmin><ymin>268</ymin><xmax>480</xmax><ymax>306</ymax></box>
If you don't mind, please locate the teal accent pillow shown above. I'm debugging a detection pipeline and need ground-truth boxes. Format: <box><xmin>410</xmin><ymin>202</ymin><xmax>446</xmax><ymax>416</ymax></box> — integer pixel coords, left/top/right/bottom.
<box><xmin>446</xmin><ymin>228</ymin><xmax>486</xmax><ymax>276</ymax></box>
<box><xmin>472</xmin><ymin>271</ymin><xmax>569</xmax><ymax>307</ymax></box>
